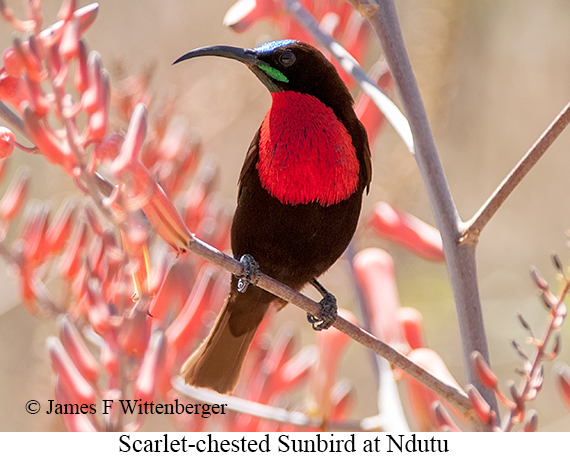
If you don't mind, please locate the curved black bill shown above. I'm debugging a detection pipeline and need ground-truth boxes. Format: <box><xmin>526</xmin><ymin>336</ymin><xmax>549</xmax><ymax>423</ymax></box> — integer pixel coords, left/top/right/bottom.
<box><xmin>173</xmin><ymin>45</ymin><xmax>260</xmax><ymax>66</ymax></box>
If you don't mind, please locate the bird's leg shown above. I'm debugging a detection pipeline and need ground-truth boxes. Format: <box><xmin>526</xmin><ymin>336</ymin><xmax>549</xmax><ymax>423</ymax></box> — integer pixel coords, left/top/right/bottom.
<box><xmin>236</xmin><ymin>254</ymin><xmax>260</xmax><ymax>293</ymax></box>
<box><xmin>307</xmin><ymin>279</ymin><xmax>338</xmax><ymax>331</ymax></box>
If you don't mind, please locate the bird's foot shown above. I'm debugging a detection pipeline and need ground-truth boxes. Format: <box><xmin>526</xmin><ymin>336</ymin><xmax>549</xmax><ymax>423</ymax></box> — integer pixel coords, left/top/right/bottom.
<box><xmin>307</xmin><ymin>279</ymin><xmax>338</xmax><ymax>331</ymax></box>
<box><xmin>236</xmin><ymin>254</ymin><xmax>260</xmax><ymax>293</ymax></box>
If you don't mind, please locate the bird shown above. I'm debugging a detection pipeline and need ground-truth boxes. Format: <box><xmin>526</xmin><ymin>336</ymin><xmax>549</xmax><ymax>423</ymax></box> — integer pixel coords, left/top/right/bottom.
<box><xmin>174</xmin><ymin>40</ymin><xmax>372</xmax><ymax>394</ymax></box>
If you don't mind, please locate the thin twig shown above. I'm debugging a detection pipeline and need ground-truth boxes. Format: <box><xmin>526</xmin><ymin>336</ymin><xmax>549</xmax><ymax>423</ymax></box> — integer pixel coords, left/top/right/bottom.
<box><xmin>465</xmin><ymin>101</ymin><xmax>570</xmax><ymax>241</ymax></box>
<box><xmin>173</xmin><ymin>378</ymin><xmax>386</xmax><ymax>431</ymax></box>
<box><xmin>503</xmin><ymin>277</ymin><xmax>570</xmax><ymax>431</ymax></box>
<box><xmin>0</xmin><ymin>101</ymin><xmax>38</xmax><ymax>151</ymax></box>
<box><xmin>346</xmin><ymin>0</ymin><xmax>497</xmax><ymax>417</ymax></box>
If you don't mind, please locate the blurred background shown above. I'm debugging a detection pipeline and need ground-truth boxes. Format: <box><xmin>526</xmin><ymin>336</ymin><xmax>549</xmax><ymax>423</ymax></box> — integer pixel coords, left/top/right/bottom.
<box><xmin>1</xmin><ymin>0</ymin><xmax>570</xmax><ymax>431</ymax></box>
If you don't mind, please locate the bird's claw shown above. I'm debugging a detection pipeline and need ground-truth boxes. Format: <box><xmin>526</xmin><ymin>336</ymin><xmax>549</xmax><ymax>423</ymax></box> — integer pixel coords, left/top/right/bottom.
<box><xmin>307</xmin><ymin>291</ymin><xmax>337</xmax><ymax>331</ymax></box>
<box><xmin>236</xmin><ymin>254</ymin><xmax>260</xmax><ymax>293</ymax></box>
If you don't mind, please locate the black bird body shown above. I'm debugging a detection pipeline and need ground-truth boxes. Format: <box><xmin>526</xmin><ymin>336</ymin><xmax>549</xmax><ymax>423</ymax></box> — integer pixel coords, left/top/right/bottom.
<box><xmin>176</xmin><ymin>40</ymin><xmax>371</xmax><ymax>393</ymax></box>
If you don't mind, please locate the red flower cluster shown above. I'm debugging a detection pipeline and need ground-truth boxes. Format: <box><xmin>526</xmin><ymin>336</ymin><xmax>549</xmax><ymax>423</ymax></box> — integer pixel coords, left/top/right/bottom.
<box><xmin>0</xmin><ymin>0</ymin><xmax>375</xmax><ymax>432</ymax></box>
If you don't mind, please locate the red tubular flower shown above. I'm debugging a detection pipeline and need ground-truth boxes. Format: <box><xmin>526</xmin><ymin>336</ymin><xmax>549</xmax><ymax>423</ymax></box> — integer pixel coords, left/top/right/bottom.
<box><xmin>19</xmin><ymin>201</ymin><xmax>50</xmax><ymax>266</ymax></box>
<box><xmin>397</xmin><ymin>307</ymin><xmax>426</xmax><ymax>350</ymax></box>
<box><xmin>45</xmin><ymin>198</ymin><xmax>77</xmax><ymax>255</ymax></box>
<box><xmin>13</xmin><ymin>36</ymin><xmax>43</xmax><ymax>83</ymax></box>
<box><xmin>161</xmin><ymin>265</ymin><xmax>219</xmax><ymax>395</ymax></box>
<box><xmin>111</xmin><ymin>104</ymin><xmax>193</xmax><ymax>252</ymax></box>
<box><xmin>17</xmin><ymin>256</ymin><xmax>38</xmax><ymax>314</ymax></box>
<box><xmin>400</xmin><ymin>348</ymin><xmax>463</xmax><ymax>431</ymax></box>
<box><xmin>432</xmin><ymin>402</ymin><xmax>461</xmax><ymax>432</ymax></box>
<box><xmin>352</xmin><ymin>248</ymin><xmax>404</xmax><ymax>346</ymax></box>
<box><xmin>58</xmin><ymin>219</ymin><xmax>89</xmax><ymax>280</ymax></box>
<box><xmin>47</xmin><ymin>336</ymin><xmax>96</xmax><ymax>406</ymax></box>
<box><xmin>57</xmin><ymin>0</ymin><xmax>77</xmax><ymax>22</ymax></box>
<box><xmin>330</xmin><ymin>379</ymin><xmax>355</xmax><ymax>422</ymax></box>
<box><xmin>134</xmin><ymin>332</ymin><xmax>166</xmax><ymax>407</ymax></box>
<box><xmin>152</xmin><ymin>118</ymin><xmax>199</xmax><ymax>197</ymax></box>
<box><xmin>54</xmin><ymin>379</ymin><xmax>99</xmax><ymax>432</ymax></box>
<box><xmin>94</xmin><ymin>133</ymin><xmax>124</xmax><ymax>163</ymax></box>
<box><xmin>85</xmin><ymin>277</ymin><xmax>111</xmax><ymax>335</ymax></box>
<box><xmin>242</xmin><ymin>324</ymin><xmax>297</xmax><ymax>417</ymax></box>
<box><xmin>277</xmin><ymin>345</ymin><xmax>318</xmax><ymax>391</ymax></box>
<box><xmin>0</xmin><ymin>166</ymin><xmax>29</xmax><ymax>221</ymax></box>
<box><xmin>25</xmin><ymin>75</ymin><xmax>50</xmax><ymax>118</ymax></box>
<box><xmin>86</xmin><ymin>69</ymin><xmax>109</xmax><ymax>142</ymax></box>
<box><xmin>86</xmin><ymin>236</ymin><xmax>104</xmax><ymax>275</ymax></box>
<box><xmin>149</xmin><ymin>261</ymin><xmax>196</xmax><ymax>324</ymax></box>
<box><xmin>165</xmin><ymin>264</ymin><xmax>220</xmax><ymax>354</ymax></box>
<box><xmin>181</xmin><ymin>160</ymin><xmax>218</xmax><ymax>232</ymax></box>
<box><xmin>74</xmin><ymin>40</ymin><xmax>89</xmax><ymax>92</ymax></box>
<box><xmin>306</xmin><ymin>308</ymin><xmax>357</xmax><ymax>422</ymax></box>
<box><xmin>22</xmin><ymin>103</ymin><xmax>76</xmax><ymax>172</ymax></box>
<box><xmin>467</xmin><ymin>385</ymin><xmax>495</xmax><ymax>426</ymax></box>
<box><xmin>471</xmin><ymin>351</ymin><xmax>498</xmax><ymax>390</ymax></box>
<box><xmin>0</xmin><ymin>69</ymin><xmax>28</xmax><ymax>109</ymax></box>
<box><xmin>3</xmin><ymin>47</ymin><xmax>24</xmax><ymax>77</ymax></box>
<box><xmin>100</xmin><ymin>340</ymin><xmax>119</xmax><ymax>379</ymax></box>
<box><xmin>118</xmin><ymin>307</ymin><xmax>152</xmax><ymax>357</ymax></box>
<box><xmin>59</xmin><ymin>316</ymin><xmax>101</xmax><ymax>383</ymax></box>
<box><xmin>38</xmin><ymin>3</ymin><xmax>99</xmax><ymax>48</ymax></box>
<box><xmin>82</xmin><ymin>52</ymin><xmax>104</xmax><ymax>115</ymax></box>
<box><xmin>522</xmin><ymin>411</ymin><xmax>538</xmax><ymax>432</ymax></box>
<box><xmin>556</xmin><ymin>364</ymin><xmax>570</xmax><ymax>412</ymax></box>
<box><xmin>223</xmin><ymin>0</ymin><xmax>282</xmax><ymax>33</ymax></box>
<box><xmin>60</xmin><ymin>15</ymin><xmax>80</xmax><ymax>60</ymax></box>
<box><xmin>368</xmin><ymin>202</ymin><xmax>445</xmax><ymax>262</ymax></box>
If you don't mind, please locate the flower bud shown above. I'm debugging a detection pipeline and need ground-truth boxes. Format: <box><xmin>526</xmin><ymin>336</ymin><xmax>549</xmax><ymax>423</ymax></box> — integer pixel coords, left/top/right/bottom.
<box><xmin>0</xmin><ymin>126</ymin><xmax>15</xmax><ymax>159</ymax></box>
<box><xmin>134</xmin><ymin>332</ymin><xmax>166</xmax><ymax>405</ymax></box>
<box><xmin>467</xmin><ymin>385</ymin><xmax>494</xmax><ymax>425</ymax></box>
<box><xmin>368</xmin><ymin>202</ymin><xmax>445</xmax><ymax>262</ymax></box>
<box><xmin>471</xmin><ymin>351</ymin><xmax>498</xmax><ymax>389</ymax></box>
<box><xmin>59</xmin><ymin>316</ymin><xmax>100</xmax><ymax>383</ymax></box>
<box><xmin>0</xmin><ymin>69</ymin><xmax>28</xmax><ymax>109</ymax></box>
<box><xmin>3</xmin><ymin>47</ymin><xmax>23</xmax><ymax>77</ymax></box>
<box><xmin>45</xmin><ymin>198</ymin><xmax>77</xmax><ymax>254</ymax></box>
<box><xmin>60</xmin><ymin>16</ymin><xmax>81</xmax><ymax>60</ymax></box>
<box><xmin>47</xmin><ymin>336</ymin><xmax>96</xmax><ymax>406</ymax></box>
<box><xmin>353</xmin><ymin>248</ymin><xmax>403</xmax><ymax>345</ymax></box>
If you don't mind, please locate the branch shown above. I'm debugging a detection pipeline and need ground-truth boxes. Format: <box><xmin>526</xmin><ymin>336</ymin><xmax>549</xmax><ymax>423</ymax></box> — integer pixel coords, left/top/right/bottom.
<box><xmin>0</xmin><ymin>101</ymin><xmax>34</xmax><ymax>142</ymax></box>
<box><xmin>345</xmin><ymin>0</ymin><xmax>497</xmax><ymax>417</ymax></box>
<box><xmin>464</xmin><ymin>101</ymin><xmax>570</xmax><ymax>240</ymax></box>
<box><xmin>172</xmin><ymin>378</ymin><xmax>387</xmax><ymax>431</ymax></box>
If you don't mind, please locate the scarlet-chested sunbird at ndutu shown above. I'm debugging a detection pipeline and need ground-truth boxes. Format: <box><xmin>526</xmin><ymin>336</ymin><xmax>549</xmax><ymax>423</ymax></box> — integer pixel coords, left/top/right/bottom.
<box><xmin>174</xmin><ymin>40</ymin><xmax>372</xmax><ymax>394</ymax></box>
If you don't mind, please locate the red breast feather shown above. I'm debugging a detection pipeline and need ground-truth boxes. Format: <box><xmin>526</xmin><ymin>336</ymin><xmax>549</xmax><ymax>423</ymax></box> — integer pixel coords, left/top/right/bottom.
<box><xmin>257</xmin><ymin>91</ymin><xmax>359</xmax><ymax>207</ymax></box>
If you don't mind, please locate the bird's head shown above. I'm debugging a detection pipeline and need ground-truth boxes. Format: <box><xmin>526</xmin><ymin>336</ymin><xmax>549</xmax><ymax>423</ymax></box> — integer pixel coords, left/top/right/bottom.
<box><xmin>174</xmin><ymin>40</ymin><xmax>352</xmax><ymax>109</ymax></box>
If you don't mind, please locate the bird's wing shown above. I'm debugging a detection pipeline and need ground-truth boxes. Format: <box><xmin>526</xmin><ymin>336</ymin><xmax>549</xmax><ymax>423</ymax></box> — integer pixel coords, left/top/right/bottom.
<box><xmin>237</xmin><ymin>128</ymin><xmax>261</xmax><ymax>199</ymax></box>
<box><xmin>356</xmin><ymin>118</ymin><xmax>373</xmax><ymax>194</ymax></box>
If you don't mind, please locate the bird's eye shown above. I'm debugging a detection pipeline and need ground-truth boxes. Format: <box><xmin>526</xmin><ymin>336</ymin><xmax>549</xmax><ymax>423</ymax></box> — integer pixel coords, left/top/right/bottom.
<box><xmin>279</xmin><ymin>51</ymin><xmax>296</xmax><ymax>67</ymax></box>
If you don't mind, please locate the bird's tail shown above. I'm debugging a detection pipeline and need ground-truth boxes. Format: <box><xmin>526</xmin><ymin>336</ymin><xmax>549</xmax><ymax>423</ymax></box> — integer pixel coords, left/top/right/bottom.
<box><xmin>180</xmin><ymin>288</ymin><xmax>270</xmax><ymax>394</ymax></box>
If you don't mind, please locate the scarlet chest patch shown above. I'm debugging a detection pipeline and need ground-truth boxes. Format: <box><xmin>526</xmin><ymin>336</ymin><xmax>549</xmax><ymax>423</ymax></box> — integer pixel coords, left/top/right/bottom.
<box><xmin>257</xmin><ymin>91</ymin><xmax>359</xmax><ymax>206</ymax></box>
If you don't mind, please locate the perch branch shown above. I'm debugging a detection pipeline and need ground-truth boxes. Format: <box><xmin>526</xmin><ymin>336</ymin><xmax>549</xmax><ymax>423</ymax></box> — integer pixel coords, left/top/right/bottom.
<box><xmin>344</xmin><ymin>0</ymin><xmax>497</xmax><ymax>416</ymax></box>
<box><xmin>465</xmin><ymin>101</ymin><xmax>570</xmax><ymax>240</ymax></box>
